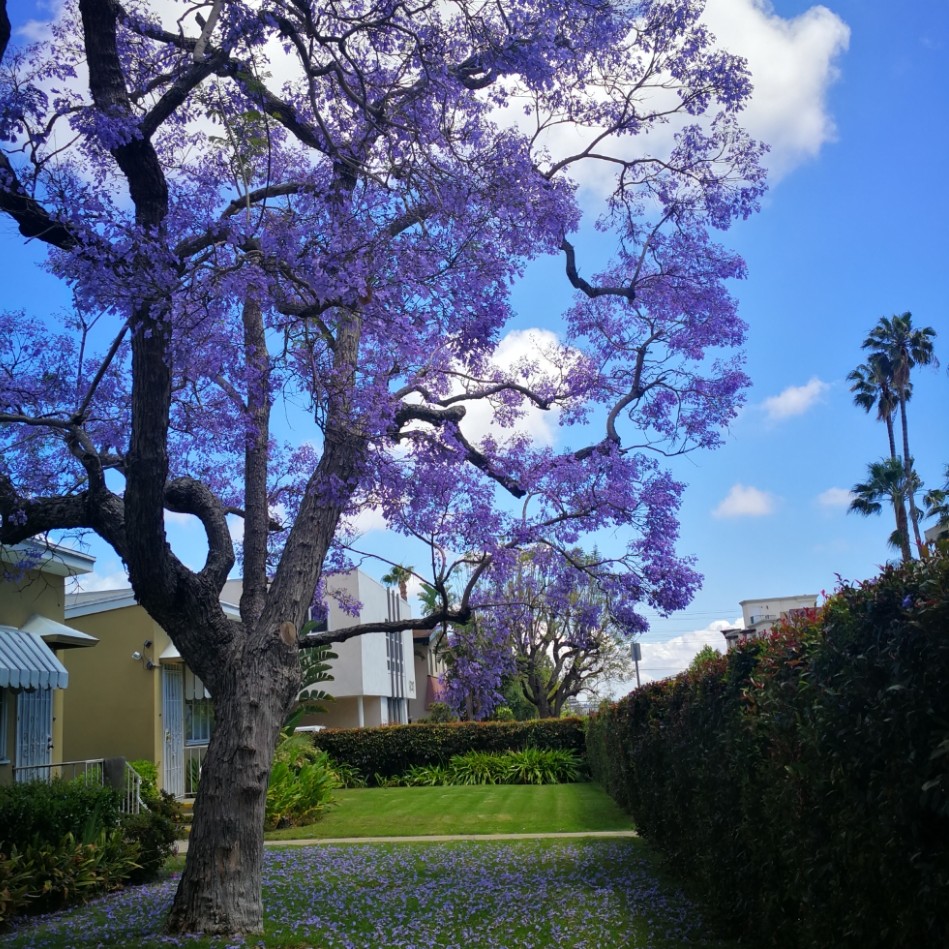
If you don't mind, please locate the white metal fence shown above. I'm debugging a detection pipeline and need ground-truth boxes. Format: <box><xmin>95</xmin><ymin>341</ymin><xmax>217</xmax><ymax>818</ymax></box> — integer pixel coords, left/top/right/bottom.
<box><xmin>12</xmin><ymin>757</ymin><xmax>144</xmax><ymax>814</ymax></box>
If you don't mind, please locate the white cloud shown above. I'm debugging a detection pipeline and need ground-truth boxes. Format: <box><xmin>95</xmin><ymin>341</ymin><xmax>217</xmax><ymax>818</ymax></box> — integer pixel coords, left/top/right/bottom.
<box><xmin>610</xmin><ymin>619</ymin><xmax>741</xmax><ymax>693</ymax></box>
<box><xmin>703</xmin><ymin>0</ymin><xmax>851</xmax><ymax>179</ymax></box>
<box><xmin>499</xmin><ymin>0</ymin><xmax>849</xmax><ymax>199</ymax></box>
<box><xmin>456</xmin><ymin>328</ymin><xmax>565</xmax><ymax>449</ymax></box>
<box><xmin>342</xmin><ymin>505</ymin><xmax>389</xmax><ymax>536</ymax></box>
<box><xmin>817</xmin><ymin>486</ymin><xmax>853</xmax><ymax>509</ymax></box>
<box><xmin>762</xmin><ymin>377</ymin><xmax>829</xmax><ymax>421</ymax></box>
<box><xmin>66</xmin><ymin>569</ymin><xmax>131</xmax><ymax>594</ymax></box>
<box><xmin>713</xmin><ymin>483</ymin><xmax>777</xmax><ymax>518</ymax></box>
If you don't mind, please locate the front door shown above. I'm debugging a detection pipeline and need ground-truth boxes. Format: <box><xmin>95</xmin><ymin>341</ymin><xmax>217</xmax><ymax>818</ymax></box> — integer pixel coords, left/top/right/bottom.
<box><xmin>15</xmin><ymin>689</ymin><xmax>52</xmax><ymax>782</ymax></box>
<box><xmin>162</xmin><ymin>665</ymin><xmax>184</xmax><ymax>798</ymax></box>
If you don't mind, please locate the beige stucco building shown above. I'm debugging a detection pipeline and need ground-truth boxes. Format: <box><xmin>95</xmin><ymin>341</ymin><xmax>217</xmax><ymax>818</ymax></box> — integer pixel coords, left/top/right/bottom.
<box><xmin>0</xmin><ymin>542</ymin><xmax>97</xmax><ymax>785</ymax></box>
<box><xmin>61</xmin><ymin>570</ymin><xmax>425</xmax><ymax>796</ymax></box>
<box><xmin>61</xmin><ymin>587</ymin><xmax>238</xmax><ymax>798</ymax></box>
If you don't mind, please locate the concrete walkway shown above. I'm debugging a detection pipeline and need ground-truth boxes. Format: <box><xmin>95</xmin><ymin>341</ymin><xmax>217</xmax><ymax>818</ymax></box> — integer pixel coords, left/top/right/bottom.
<box><xmin>175</xmin><ymin>829</ymin><xmax>638</xmax><ymax>854</ymax></box>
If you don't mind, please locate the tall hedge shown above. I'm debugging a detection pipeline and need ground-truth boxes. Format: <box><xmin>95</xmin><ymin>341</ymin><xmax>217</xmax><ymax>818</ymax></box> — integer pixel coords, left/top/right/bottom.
<box><xmin>586</xmin><ymin>552</ymin><xmax>949</xmax><ymax>949</ymax></box>
<box><xmin>313</xmin><ymin>718</ymin><xmax>585</xmax><ymax>782</ymax></box>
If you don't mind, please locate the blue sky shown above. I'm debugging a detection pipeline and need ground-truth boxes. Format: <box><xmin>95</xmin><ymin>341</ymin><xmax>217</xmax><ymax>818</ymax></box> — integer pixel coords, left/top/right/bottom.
<box><xmin>2</xmin><ymin>1</ymin><xmax>947</xmax><ymax>688</ymax></box>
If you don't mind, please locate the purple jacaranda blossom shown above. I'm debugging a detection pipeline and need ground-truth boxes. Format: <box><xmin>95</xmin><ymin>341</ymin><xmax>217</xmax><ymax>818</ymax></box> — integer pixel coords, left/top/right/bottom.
<box><xmin>0</xmin><ymin>0</ymin><xmax>765</xmax><ymax>934</ymax></box>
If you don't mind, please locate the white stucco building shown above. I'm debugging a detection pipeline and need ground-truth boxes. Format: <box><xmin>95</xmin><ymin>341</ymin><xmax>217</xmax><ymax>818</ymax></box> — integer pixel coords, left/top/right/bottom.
<box><xmin>306</xmin><ymin>570</ymin><xmax>416</xmax><ymax>729</ymax></box>
<box><xmin>722</xmin><ymin>593</ymin><xmax>819</xmax><ymax>650</ymax></box>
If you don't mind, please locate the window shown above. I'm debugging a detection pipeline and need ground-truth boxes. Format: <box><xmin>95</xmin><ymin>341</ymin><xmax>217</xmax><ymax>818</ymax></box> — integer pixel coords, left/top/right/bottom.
<box><xmin>386</xmin><ymin>630</ymin><xmax>405</xmax><ymax>699</ymax></box>
<box><xmin>184</xmin><ymin>668</ymin><xmax>214</xmax><ymax>745</ymax></box>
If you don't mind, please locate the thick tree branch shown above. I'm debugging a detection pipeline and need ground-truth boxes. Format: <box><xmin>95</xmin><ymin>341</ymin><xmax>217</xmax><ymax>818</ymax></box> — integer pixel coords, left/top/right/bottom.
<box><xmin>0</xmin><ymin>153</ymin><xmax>78</xmax><ymax>248</ymax></box>
<box><xmin>561</xmin><ymin>238</ymin><xmax>635</xmax><ymax>303</ymax></box>
<box><xmin>164</xmin><ymin>477</ymin><xmax>234</xmax><ymax>590</ymax></box>
<box><xmin>392</xmin><ymin>402</ymin><xmax>527</xmax><ymax>498</ymax></box>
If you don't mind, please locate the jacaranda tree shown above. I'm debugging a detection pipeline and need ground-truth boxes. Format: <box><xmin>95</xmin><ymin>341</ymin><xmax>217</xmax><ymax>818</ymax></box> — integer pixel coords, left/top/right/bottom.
<box><xmin>0</xmin><ymin>0</ymin><xmax>765</xmax><ymax>934</ymax></box>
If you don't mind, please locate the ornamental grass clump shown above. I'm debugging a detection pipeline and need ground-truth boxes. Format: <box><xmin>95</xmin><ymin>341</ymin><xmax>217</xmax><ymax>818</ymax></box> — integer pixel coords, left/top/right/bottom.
<box><xmin>447</xmin><ymin>751</ymin><xmax>505</xmax><ymax>785</ymax></box>
<box><xmin>503</xmin><ymin>748</ymin><xmax>584</xmax><ymax>785</ymax></box>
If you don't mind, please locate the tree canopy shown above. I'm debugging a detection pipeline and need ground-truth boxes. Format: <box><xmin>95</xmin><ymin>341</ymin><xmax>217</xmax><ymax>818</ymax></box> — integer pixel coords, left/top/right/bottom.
<box><xmin>0</xmin><ymin>0</ymin><xmax>765</xmax><ymax>934</ymax></box>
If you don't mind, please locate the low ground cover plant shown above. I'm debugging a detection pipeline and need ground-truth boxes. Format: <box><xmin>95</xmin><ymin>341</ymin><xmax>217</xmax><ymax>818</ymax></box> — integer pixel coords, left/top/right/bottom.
<box><xmin>3</xmin><ymin>839</ymin><xmax>737</xmax><ymax>948</ymax></box>
<box><xmin>397</xmin><ymin>748</ymin><xmax>584</xmax><ymax>786</ymax></box>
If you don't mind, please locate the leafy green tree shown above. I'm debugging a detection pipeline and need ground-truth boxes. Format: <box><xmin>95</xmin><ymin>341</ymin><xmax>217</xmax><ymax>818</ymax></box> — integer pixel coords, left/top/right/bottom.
<box><xmin>923</xmin><ymin>465</ymin><xmax>949</xmax><ymax>542</ymax></box>
<box><xmin>688</xmin><ymin>644</ymin><xmax>722</xmax><ymax>675</ymax></box>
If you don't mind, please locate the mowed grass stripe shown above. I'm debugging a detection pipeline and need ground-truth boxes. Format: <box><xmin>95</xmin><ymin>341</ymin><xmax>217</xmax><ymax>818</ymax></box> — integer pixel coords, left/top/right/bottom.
<box><xmin>265</xmin><ymin>782</ymin><xmax>635</xmax><ymax>840</ymax></box>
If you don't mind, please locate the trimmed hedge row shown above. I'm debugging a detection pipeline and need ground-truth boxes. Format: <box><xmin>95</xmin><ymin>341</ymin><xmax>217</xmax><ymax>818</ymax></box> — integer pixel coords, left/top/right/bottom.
<box><xmin>312</xmin><ymin>718</ymin><xmax>586</xmax><ymax>783</ymax></box>
<box><xmin>587</xmin><ymin>552</ymin><xmax>949</xmax><ymax>949</ymax></box>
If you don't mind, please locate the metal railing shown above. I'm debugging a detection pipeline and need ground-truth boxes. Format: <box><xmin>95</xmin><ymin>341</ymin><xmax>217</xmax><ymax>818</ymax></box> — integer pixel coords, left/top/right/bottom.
<box><xmin>12</xmin><ymin>758</ymin><xmax>144</xmax><ymax>814</ymax></box>
<box><xmin>184</xmin><ymin>744</ymin><xmax>208</xmax><ymax>797</ymax></box>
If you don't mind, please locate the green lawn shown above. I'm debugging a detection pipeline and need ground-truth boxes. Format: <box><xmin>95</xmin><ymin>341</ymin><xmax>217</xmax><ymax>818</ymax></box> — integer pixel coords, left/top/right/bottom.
<box><xmin>266</xmin><ymin>781</ymin><xmax>636</xmax><ymax>840</ymax></box>
<box><xmin>3</xmin><ymin>785</ymin><xmax>738</xmax><ymax>948</ymax></box>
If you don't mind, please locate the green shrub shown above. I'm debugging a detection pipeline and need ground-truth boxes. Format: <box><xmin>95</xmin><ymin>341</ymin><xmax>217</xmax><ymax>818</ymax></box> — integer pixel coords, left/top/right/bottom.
<box><xmin>120</xmin><ymin>806</ymin><xmax>177</xmax><ymax>884</ymax></box>
<box><xmin>265</xmin><ymin>734</ymin><xmax>340</xmax><ymax>829</ymax></box>
<box><xmin>424</xmin><ymin>701</ymin><xmax>456</xmax><ymax>723</ymax></box>
<box><xmin>0</xmin><ymin>830</ymin><xmax>139</xmax><ymax>923</ymax></box>
<box><xmin>447</xmin><ymin>751</ymin><xmax>506</xmax><ymax>785</ymax></box>
<box><xmin>0</xmin><ymin>844</ymin><xmax>34</xmax><ymax>923</ymax></box>
<box><xmin>0</xmin><ymin>780</ymin><xmax>121</xmax><ymax>851</ymax></box>
<box><xmin>587</xmin><ymin>553</ymin><xmax>949</xmax><ymax>949</ymax></box>
<box><xmin>129</xmin><ymin>759</ymin><xmax>159</xmax><ymax>796</ymax></box>
<box><xmin>503</xmin><ymin>748</ymin><xmax>584</xmax><ymax>785</ymax></box>
<box><xmin>313</xmin><ymin>718</ymin><xmax>586</xmax><ymax>784</ymax></box>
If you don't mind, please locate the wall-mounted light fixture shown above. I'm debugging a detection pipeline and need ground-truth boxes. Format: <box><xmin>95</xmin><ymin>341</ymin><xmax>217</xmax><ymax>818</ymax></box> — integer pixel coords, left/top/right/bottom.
<box><xmin>131</xmin><ymin>639</ymin><xmax>156</xmax><ymax>670</ymax></box>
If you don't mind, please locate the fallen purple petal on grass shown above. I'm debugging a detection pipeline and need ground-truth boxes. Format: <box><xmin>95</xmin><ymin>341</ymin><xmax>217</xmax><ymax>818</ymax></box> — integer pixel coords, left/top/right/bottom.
<box><xmin>3</xmin><ymin>840</ymin><xmax>726</xmax><ymax>948</ymax></box>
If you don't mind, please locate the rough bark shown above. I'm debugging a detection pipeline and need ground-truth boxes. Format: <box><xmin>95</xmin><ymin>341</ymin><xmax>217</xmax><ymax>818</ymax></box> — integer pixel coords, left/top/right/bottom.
<box><xmin>898</xmin><ymin>398</ymin><xmax>926</xmax><ymax>556</ymax></box>
<box><xmin>167</xmin><ymin>636</ymin><xmax>299</xmax><ymax>935</ymax></box>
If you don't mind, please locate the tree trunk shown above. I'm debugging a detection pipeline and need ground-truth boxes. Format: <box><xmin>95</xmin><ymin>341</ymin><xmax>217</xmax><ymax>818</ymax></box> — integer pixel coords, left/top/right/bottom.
<box><xmin>893</xmin><ymin>490</ymin><xmax>913</xmax><ymax>563</ymax></box>
<box><xmin>883</xmin><ymin>414</ymin><xmax>912</xmax><ymax>549</ymax></box>
<box><xmin>167</xmin><ymin>637</ymin><xmax>298</xmax><ymax>935</ymax></box>
<box><xmin>898</xmin><ymin>397</ymin><xmax>925</xmax><ymax>556</ymax></box>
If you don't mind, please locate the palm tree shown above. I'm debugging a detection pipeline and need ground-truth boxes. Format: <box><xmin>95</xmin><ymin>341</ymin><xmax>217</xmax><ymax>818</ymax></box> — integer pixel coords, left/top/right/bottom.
<box><xmin>381</xmin><ymin>564</ymin><xmax>413</xmax><ymax>600</ymax></box>
<box><xmin>861</xmin><ymin>312</ymin><xmax>938</xmax><ymax>554</ymax></box>
<box><xmin>923</xmin><ymin>464</ymin><xmax>949</xmax><ymax>544</ymax></box>
<box><xmin>849</xmin><ymin>457</ymin><xmax>918</xmax><ymax>562</ymax></box>
<box><xmin>847</xmin><ymin>352</ymin><xmax>901</xmax><ymax>460</ymax></box>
